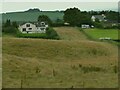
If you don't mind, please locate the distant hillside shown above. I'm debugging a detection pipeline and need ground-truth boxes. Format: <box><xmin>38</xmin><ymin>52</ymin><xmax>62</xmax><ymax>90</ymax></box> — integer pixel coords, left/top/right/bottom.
<box><xmin>24</xmin><ymin>8</ymin><xmax>41</xmax><ymax>12</ymax></box>
<box><xmin>2</xmin><ymin>10</ymin><xmax>64</xmax><ymax>23</ymax></box>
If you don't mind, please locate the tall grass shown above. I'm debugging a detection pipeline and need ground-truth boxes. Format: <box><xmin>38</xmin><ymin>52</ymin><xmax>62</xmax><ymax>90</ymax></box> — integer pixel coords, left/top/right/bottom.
<box><xmin>2</xmin><ymin>27</ymin><xmax>118</xmax><ymax>88</ymax></box>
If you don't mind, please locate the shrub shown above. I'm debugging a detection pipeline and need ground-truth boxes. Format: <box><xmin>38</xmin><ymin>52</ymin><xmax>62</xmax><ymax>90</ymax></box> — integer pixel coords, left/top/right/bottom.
<box><xmin>81</xmin><ymin>66</ymin><xmax>104</xmax><ymax>73</ymax></box>
<box><xmin>93</xmin><ymin>22</ymin><xmax>103</xmax><ymax>28</ymax></box>
<box><xmin>17</xmin><ymin>32</ymin><xmax>47</xmax><ymax>39</ymax></box>
<box><xmin>103</xmin><ymin>25</ymin><xmax>118</xmax><ymax>29</ymax></box>
<box><xmin>46</xmin><ymin>27</ymin><xmax>60</xmax><ymax>39</ymax></box>
<box><xmin>2</xmin><ymin>19</ymin><xmax>18</xmax><ymax>34</ymax></box>
<box><xmin>2</xmin><ymin>26</ymin><xmax>18</xmax><ymax>34</ymax></box>
<box><xmin>113</xmin><ymin>65</ymin><xmax>118</xmax><ymax>73</ymax></box>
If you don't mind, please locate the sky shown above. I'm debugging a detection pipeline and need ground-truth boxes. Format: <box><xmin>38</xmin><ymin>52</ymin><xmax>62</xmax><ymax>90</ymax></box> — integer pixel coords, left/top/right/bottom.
<box><xmin>0</xmin><ymin>1</ymin><xmax>119</xmax><ymax>13</ymax></box>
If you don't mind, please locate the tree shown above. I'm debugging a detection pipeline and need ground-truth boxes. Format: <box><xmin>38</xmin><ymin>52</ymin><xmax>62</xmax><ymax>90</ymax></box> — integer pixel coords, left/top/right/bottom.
<box><xmin>106</xmin><ymin>11</ymin><xmax>118</xmax><ymax>21</ymax></box>
<box><xmin>2</xmin><ymin>19</ymin><xmax>18</xmax><ymax>34</ymax></box>
<box><xmin>4</xmin><ymin>19</ymin><xmax>11</xmax><ymax>27</ymax></box>
<box><xmin>12</xmin><ymin>21</ymin><xmax>18</xmax><ymax>28</ymax></box>
<box><xmin>64</xmin><ymin>7</ymin><xmax>92</xmax><ymax>26</ymax></box>
<box><xmin>63</xmin><ymin>7</ymin><xmax>81</xmax><ymax>26</ymax></box>
<box><xmin>38</xmin><ymin>15</ymin><xmax>52</xmax><ymax>25</ymax></box>
<box><xmin>79</xmin><ymin>12</ymin><xmax>92</xmax><ymax>26</ymax></box>
<box><xmin>55</xmin><ymin>18</ymin><xmax>62</xmax><ymax>23</ymax></box>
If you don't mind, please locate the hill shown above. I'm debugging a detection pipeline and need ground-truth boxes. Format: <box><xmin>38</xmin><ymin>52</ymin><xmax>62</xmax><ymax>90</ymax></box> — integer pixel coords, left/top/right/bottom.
<box><xmin>24</xmin><ymin>8</ymin><xmax>41</xmax><ymax>12</ymax></box>
<box><xmin>3</xmin><ymin>27</ymin><xmax>118</xmax><ymax>88</ymax></box>
<box><xmin>2</xmin><ymin>10</ymin><xmax>64</xmax><ymax>23</ymax></box>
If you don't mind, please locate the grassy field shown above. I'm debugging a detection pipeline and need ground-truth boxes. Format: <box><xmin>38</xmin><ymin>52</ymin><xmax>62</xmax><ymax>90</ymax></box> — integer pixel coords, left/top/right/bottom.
<box><xmin>83</xmin><ymin>28</ymin><xmax>118</xmax><ymax>40</ymax></box>
<box><xmin>3</xmin><ymin>27</ymin><xmax>118</xmax><ymax>88</ymax></box>
<box><xmin>54</xmin><ymin>27</ymin><xmax>88</xmax><ymax>41</ymax></box>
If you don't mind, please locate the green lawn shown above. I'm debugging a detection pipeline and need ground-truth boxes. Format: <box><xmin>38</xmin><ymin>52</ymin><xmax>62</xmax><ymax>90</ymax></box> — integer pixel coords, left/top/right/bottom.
<box><xmin>84</xmin><ymin>28</ymin><xmax>118</xmax><ymax>40</ymax></box>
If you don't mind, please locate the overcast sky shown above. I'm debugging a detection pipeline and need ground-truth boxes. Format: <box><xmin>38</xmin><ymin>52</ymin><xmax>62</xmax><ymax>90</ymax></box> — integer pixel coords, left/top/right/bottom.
<box><xmin>1</xmin><ymin>1</ymin><xmax>119</xmax><ymax>13</ymax></box>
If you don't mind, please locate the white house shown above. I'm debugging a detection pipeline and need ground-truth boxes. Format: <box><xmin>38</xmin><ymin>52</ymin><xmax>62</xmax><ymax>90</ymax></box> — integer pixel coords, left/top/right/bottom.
<box><xmin>18</xmin><ymin>22</ymin><xmax>48</xmax><ymax>33</ymax></box>
<box><xmin>91</xmin><ymin>14</ymin><xmax>107</xmax><ymax>22</ymax></box>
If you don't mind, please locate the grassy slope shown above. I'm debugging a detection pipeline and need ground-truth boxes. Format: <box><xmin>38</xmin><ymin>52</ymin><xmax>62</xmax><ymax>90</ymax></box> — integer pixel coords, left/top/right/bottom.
<box><xmin>2</xmin><ymin>11</ymin><xmax>64</xmax><ymax>22</ymax></box>
<box><xmin>3</xmin><ymin>27</ymin><xmax>118</xmax><ymax>88</ymax></box>
<box><xmin>54</xmin><ymin>27</ymin><xmax>88</xmax><ymax>41</ymax></box>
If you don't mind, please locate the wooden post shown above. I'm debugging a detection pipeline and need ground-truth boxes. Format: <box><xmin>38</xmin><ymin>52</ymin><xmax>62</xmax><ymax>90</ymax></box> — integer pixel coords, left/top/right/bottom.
<box><xmin>21</xmin><ymin>79</ymin><xmax>23</xmax><ymax>88</ymax></box>
<box><xmin>53</xmin><ymin>69</ymin><xmax>56</xmax><ymax>77</ymax></box>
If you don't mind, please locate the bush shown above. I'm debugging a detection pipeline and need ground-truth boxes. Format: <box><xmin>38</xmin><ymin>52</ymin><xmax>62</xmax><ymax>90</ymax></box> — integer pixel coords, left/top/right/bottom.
<box><xmin>17</xmin><ymin>32</ymin><xmax>47</xmax><ymax>38</ymax></box>
<box><xmin>113</xmin><ymin>65</ymin><xmax>118</xmax><ymax>73</ymax></box>
<box><xmin>118</xmin><ymin>24</ymin><xmax>120</xmax><ymax>29</ymax></box>
<box><xmin>93</xmin><ymin>22</ymin><xmax>103</xmax><ymax>28</ymax></box>
<box><xmin>2</xmin><ymin>26</ymin><xmax>18</xmax><ymax>34</ymax></box>
<box><xmin>81</xmin><ymin>66</ymin><xmax>104</xmax><ymax>73</ymax></box>
<box><xmin>46</xmin><ymin>27</ymin><xmax>60</xmax><ymax>39</ymax></box>
<box><xmin>103</xmin><ymin>25</ymin><xmax>118</xmax><ymax>29</ymax></box>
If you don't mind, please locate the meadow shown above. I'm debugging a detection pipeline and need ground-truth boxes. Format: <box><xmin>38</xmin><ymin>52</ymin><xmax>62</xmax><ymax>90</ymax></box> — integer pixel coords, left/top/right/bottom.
<box><xmin>2</xmin><ymin>27</ymin><xmax>118</xmax><ymax>88</ymax></box>
<box><xmin>84</xmin><ymin>28</ymin><xmax>118</xmax><ymax>40</ymax></box>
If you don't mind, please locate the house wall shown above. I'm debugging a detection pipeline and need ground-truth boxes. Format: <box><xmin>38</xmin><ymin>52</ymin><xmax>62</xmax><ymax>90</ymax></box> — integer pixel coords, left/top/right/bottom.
<box><xmin>91</xmin><ymin>16</ymin><xmax>95</xmax><ymax>22</ymax></box>
<box><xmin>19</xmin><ymin>23</ymin><xmax>36</xmax><ymax>33</ymax></box>
<box><xmin>19</xmin><ymin>22</ymin><xmax>47</xmax><ymax>33</ymax></box>
<box><xmin>36</xmin><ymin>27</ymin><xmax>46</xmax><ymax>33</ymax></box>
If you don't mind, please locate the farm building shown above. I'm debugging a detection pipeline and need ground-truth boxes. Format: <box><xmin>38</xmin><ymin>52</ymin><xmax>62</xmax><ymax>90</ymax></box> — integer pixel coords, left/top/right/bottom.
<box><xmin>81</xmin><ymin>24</ymin><xmax>90</xmax><ymax>28</ymax></box>
<box><xmin>18</xmin><ymin>22</ymin><xmax>48</xmax><ymax>33</ymax></box>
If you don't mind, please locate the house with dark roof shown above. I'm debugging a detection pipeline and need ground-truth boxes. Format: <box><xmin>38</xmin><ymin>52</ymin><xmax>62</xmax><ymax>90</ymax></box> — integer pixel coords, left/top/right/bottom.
<box><xmin>91</xmin><ymin>14</ymin><xmax>107</xmax><ymax>22</ymax></box>
<box><xmin>18</xmin><ymin>22</ymin><xmax>48</xmax><ymax>33</ymax></box>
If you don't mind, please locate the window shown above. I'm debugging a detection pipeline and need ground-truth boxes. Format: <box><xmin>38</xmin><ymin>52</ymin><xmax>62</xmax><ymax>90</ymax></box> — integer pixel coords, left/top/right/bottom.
<box><xmin>29</xmin><ymin>28</ymin><xmax>32</xmax><ymax>30</ymax></box>
<box><xmin>41</xmin><ymin>22</ymin><xmax>45</xmax><ymax>25</ymax></box>
<box><xmin>26</xmin><ymin>24</ymin><xmax>30</xmax><ymax>27</ymax></box>
<box><xmin>41</xmin><ymin>28</ymin><xmax>45</xmax><ymax>31</ymax></box>
<box><xmin>22</xmin><ymin>28</ymin><xmax>26</xmax><ymax>31</ymax></box>
<box><xmin>41</xmin><ymin>22</ymin><xmax>45</xmax><ymax>27</ymax></box>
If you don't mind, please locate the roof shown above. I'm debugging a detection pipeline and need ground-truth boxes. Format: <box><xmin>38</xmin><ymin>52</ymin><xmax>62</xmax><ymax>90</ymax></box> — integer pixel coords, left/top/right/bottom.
<box><xmin>19</xmin><ymin>22</ymin><xmax>35</xmax><ymax>26</ymax></box>
<box><xmin>19</xmin><ymin>22</ymin><xmax>47</xmax><ymax>27</ymax></box>
<box><xmin>106</xmin><ymin>20</ymin><xmax>118</xmax><ymax>23</ymax></box>
<box><xmin>93</xmin><ymin>15</ymin><xmax>105</xmax><ymax>21</ymax></box>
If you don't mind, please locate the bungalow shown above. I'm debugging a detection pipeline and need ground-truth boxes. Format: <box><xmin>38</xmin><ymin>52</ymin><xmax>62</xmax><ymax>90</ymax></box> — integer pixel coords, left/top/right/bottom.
<box><xmin>18</xmin><ymin>22</ymin><xmax>48</xmax><ymax>33</ymax></box>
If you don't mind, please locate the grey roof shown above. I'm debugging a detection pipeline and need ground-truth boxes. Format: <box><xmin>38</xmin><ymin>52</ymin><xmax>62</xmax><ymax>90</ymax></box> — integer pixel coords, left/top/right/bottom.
<box><xmin>94</xmin><ymin>15</ymin><xmax>105</xmax><ymax>21</ymax></box>
<box><xmin>19</xmin><ymin>22</ymin><xmax>46</xmax><ymax>27</ymax></box>
<box><xmin>19</xmin><ymin>22</ymin><xmax>34</xmax><ymax>26</ymax></box>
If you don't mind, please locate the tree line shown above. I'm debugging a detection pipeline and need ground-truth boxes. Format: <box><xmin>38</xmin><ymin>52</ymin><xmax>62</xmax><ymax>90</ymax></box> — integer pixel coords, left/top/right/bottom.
<box><xmin>2</xmin><ymin>19</ymin><xmax>18</xmax><ymax>34</ymax></box>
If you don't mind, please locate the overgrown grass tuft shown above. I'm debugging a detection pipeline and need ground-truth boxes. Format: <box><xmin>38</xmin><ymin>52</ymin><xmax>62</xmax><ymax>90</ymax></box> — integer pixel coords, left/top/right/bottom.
<box><xmin>113</xmin><ymin>65</ymin><xmax>118</xmax><ymax>73</ymax></box>
<box><xmin>71</xmin><ymin>64</ymin><xmax>105</xmax><ymax>73</ymax></box>
<box><xmin>80</xmin><ymin>65</ymin><xmax>105</xmax><ymax>73</ymax></box>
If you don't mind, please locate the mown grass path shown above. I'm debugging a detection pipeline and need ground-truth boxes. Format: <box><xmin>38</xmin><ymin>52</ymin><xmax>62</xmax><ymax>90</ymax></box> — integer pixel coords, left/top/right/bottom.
<box><xmin>54</xmin><ymin>27</ymin><xmax>88</xmax><ymax>41</ymax></box>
